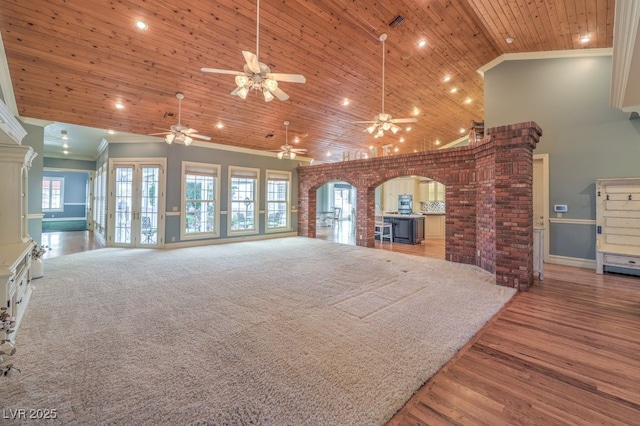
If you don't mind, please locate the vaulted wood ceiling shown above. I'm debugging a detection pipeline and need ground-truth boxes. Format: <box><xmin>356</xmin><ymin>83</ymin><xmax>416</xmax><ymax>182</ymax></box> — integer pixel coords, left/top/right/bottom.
<box><xmin>0</xmin><ymin>0</ymin><xmax>614</xmax><ymax>162</ymax></box>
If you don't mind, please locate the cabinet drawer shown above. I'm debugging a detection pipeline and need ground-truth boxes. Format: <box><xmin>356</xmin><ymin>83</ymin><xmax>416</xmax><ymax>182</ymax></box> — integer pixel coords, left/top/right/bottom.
<box><xmin>603</xmin><ymin>254</ymin><xmax>640</xmax><ymax>268</ymax></box>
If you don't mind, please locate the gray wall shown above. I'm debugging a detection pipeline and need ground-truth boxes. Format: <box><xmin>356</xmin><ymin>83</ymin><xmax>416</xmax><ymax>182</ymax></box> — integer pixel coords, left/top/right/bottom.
<box><xmin>484</xmin><ymin>54</ymin><xmax>640</xmax><ymax>262</ymax></box>
<box><xmin>108</xmin><ymin>141</ymin><xmax>302</xmax><ymax>243</ymax></box>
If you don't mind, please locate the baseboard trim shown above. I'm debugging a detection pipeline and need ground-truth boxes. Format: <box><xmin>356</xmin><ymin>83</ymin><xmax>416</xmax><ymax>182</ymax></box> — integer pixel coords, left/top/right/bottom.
<box><xmin>548</xmin><ymin>254</ymin><xmax>596</xmax><ymax>269</ymax></box>
<box><xmin>164</xmin><ymin>232</ymin><xmax>298</xmax><ymax>249</ymax></box>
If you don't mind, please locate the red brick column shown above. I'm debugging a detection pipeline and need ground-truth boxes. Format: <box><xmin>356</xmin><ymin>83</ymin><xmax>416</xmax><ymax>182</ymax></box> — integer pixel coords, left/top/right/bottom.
<box><xmin>487</xmin><ymin>122</ymin><xmax>542</xmax><ymax>290</ymax></box>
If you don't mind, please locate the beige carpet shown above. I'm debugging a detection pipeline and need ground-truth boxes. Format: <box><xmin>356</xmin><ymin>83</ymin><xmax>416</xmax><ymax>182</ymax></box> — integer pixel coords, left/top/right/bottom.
<box><xmin>4</xmin><ymin>237</ymin><xmax>516</xmax><ymax>425</ymax></box>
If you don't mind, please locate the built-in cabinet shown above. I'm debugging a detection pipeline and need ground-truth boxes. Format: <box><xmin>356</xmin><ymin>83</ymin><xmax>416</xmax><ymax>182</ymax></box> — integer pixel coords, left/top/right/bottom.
<box><xmin>595</xmin><ymin>178</ymin><xmax>640</xmax><ymax>274</ymax></box>
<box><xmin>0</xmin><ymin>144</ymin><xmax>36</xmax><ymax>340</ymax></box>
<box><xmin>425</xmin><ymin>214</ymin><xmax>445</xmax><ymax>238</ymax></box>
<box><xmin>382</xmin><ymin>176</ymin><xmax>445</xmax><ymax>213</ymax></box>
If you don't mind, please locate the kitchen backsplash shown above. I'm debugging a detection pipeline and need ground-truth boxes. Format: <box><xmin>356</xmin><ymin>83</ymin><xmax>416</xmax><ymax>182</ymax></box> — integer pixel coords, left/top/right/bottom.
<box><xmin>420</xmin><ymin>201</ymin><xmax>445</xmax><ymax>214</ymax></box>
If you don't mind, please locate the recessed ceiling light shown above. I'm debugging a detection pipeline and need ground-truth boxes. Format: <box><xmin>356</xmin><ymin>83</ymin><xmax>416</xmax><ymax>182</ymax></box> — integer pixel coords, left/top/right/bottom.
<box><xmin>63</xmin><ymin>143</ymin><xmax>69</xmax><ymax>148</ymax></box>
<box><xmin>413</xmin><ymin>149</ymin><xmax>417</xmax><ymax>153</ymax></box>
<box><xmin>327</xmin><ymin>151</ymin><xmax>331</xmax><ymax>156</ymax></box>
<box><xmin>216</xmin><ymin>122</ymin><xmax>224</xmax><ymax>129</ymax></box>
<box><xmin>460</xmin><ymin>128</ymin><xmax>466</xmax><ymax>134</ymax></box>
<box><xmin>580</xmin><ymin>33</ymin><xmax>590</xmax><ymax>43</ymax></box>
<box><xmin>412</xmin><ymin>107</ymin><xmax>420</xmax><ymax>116</ymax></box>
<box><xmin>135</xmin><ymin>20</ymin><xmax>149</xmax><ymax>30</ymax></box>
<box><xmin>107</xmin><ymin>129</ymin><xmax>115</xmax><ymax>135</ymax></box>
<box><xmin>399</xmin><ymin>137</ymin><xmax>405</xmax><ymax>143</ymax></box>
<box><xmin>115</xmin><ymin>102</ymin><xmax>125</xmax><ymax>110</ymax></box>
<box><xmin>418</xmin><ymin>40</ymin><xmax>427</xmax><ymax>48</ymax></box>
<box><xmin>294</xmin><ymin>137</ymin><xmax>300</xmax><ymax>144</ymax></box>
<box><xmin>394</xmin><ymin>147</ymin><xmax>399</xmax><ymax>152</ymax></box>
<box><xmin>435</xmin><ymin>139</ymin><xmax>441</xmax><ymax>145</ymax></box>
<box><xmin>443</xmin><ymin>75</ymin><xmax>451</xmax><ymax>82</ymax></box>
<box><xmin>450</xmin><ymin>87</ymin><xmax>458</xmax><ymax>93</ymax></box>
<box><xmin>506</xmin><ymin>37</ymin><xmax>514</xmax><ymax>44</ymax></box>
<box><xmin>63</xmin><ymin>150</ymin><xmax>69</xmax><ymax>155</ymax></box>
<box><xmin>342</xmin><ymin>99</ymin><xmax>350</xmax><ymax>106</ymax></box>
<box><xmin>406</xmin><ymin>126</ymin><xmax>412</xmax><ymax>132</ymax></box>
<box><xmin>464</xmin><ymin>98</ymin><xmax>472</xmax><ymax>104</ymax></box>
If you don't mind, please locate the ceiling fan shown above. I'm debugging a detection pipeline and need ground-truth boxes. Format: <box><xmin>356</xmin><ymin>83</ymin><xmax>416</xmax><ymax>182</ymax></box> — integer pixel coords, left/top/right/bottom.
<box><xmin>200</xmin><ymin>0</ymin><xmax>306</xmax><ymax>102</ymax></box>
<box><xmin>354</xmin><ymin>33</ymin><xmax>417</xmax><ymax>138</ymax></box>
<box><xmin>269</xmin><ymin>121</ymin><xmax>307</xmax><ymax>159</ymax></box>
<box><xmin>149</xmin><ymin>93</ymin><xmax>211</xmax><ymax>146</ymax></box>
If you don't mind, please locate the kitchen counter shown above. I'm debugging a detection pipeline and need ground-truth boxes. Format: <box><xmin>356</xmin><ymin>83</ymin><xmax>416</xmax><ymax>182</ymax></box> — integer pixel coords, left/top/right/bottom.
<box><xmin>380</xmin><ymin>214</ymin><xmax>425</xmax><ymax>244</ymax></box>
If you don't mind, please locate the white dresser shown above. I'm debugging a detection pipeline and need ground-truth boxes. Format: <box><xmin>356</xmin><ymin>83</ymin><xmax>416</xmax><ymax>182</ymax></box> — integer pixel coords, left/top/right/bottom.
<box><xmin>0</xmin><ymin>144</ymin><xmax>36</xmax><ymax>339</ymax></box>
<box><xmin>595</xmin><ymin>178</ymin><xmax>640</xmax><ymax>274</ymax></box>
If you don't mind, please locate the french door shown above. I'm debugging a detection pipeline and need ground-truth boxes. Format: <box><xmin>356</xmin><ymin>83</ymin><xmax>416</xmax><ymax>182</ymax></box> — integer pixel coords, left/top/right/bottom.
<box><xmin>108</xmin><ymin>159</ymin><xmax>166</xmax><ymax>247</ymax></box>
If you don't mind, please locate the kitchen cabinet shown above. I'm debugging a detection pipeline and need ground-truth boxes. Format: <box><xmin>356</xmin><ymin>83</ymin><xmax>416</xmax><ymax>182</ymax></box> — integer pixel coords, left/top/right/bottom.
<box><xmin>424</xmin><ymin>214</ymin><xmax>445</xmax><ymax>238</ymax></box>
<box><xmin>382</xmin><ymin>214</ymin><xmax>425</xmax><ymax>244</ymax></box>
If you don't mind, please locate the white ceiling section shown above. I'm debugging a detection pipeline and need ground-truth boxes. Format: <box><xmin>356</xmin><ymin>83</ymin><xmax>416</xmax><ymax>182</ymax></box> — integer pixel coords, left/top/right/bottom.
<box><xmin>611</xmin><ymin>0</ymin><xmax>640</xmax><ymax>114</ymax></box>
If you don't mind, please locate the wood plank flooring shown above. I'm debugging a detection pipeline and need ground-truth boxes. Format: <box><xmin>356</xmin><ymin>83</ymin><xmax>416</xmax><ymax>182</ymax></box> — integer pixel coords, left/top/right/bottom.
<box><xmin>43</xmin><ymin>227</ymin><xmax>640</xmax><ymax>425</ymax></box>
<box><xmin>319</xmin><ymin>220</ymin><xmax>640</xmax><ymax>425</ymax></box>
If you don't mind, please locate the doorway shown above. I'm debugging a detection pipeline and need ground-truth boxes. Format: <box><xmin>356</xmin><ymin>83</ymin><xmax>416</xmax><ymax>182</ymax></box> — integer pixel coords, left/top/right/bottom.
<box><xmin>108</xmin><ymin>159</ymin><xmax>166</xmax><ymax>247</ymax></box>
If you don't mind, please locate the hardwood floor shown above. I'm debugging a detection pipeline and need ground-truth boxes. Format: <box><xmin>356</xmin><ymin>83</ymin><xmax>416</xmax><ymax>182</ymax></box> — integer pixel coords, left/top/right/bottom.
<box><xmin>43</xmin><ymin>225</ymin><xmax>640</xmax><ymax>425</ymax></box>
<box><xmin>41</xmin><ymin>230</ymin><xmax>105</xmax><ymax>259</ymax></box>
<box><xmin>321</xmin><ymin>220</ymin><xmax>640</xmax><ymax>425</ymax></box>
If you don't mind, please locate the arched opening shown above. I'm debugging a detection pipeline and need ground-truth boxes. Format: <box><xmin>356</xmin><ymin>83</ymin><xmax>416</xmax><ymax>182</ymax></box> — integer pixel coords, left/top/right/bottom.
<box><xmin>315</xmin><ymin>180</ymin><xmax>357</xmax><ymax>245</ymax></box>
<box><xmin>372</xmin><ymin>175</ymin><xmax>446</xmax><ymax>258</ymax></box>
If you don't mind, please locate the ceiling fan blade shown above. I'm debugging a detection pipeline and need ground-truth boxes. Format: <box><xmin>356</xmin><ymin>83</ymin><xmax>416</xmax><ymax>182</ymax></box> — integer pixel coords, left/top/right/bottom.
<box><xmin>148</xmin><ymin>131</ymin><xmax>171</xmax><ymax>136</ymax></box>
<box><xmin>190</xmin><ymin>134</ymin><xmax>211</xmax><ymax>141</ymax></box>
<box><xmin>291</xmin><ymin>148</ymin><xmax>307</xmax><ymax>153</ymax></box>
<box><xmin>242</xmin><ymin>51</ymin><xmax>261</xmax><ymax>74</ymax></box>
<box><xmin>353</xmin><ymin>120</ymin><xmax>377</xmax><ymax>124</ymax></box>
<box><xmin>200</xmin><ymin>67</ymin><xmax>244</xmax><ymax>76</ymax></box>
<box><xmin>390</xmin><ymin>118</ymin><xmax>418</xmax><ymax>124</ymax></box>
<box><xmin>267</xmin><ymin>73</ymin><xmax>306</xmax><ymax>83</ymax></box>
<box><xmin>271</xmin><ymin>87</ymin><xmax>290</xmax><ymax>101</ymax></box>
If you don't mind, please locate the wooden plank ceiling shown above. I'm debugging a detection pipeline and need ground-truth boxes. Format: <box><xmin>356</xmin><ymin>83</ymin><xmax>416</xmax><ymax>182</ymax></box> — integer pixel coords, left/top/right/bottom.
<box><xmin>0</xmin><ymin>0</ymin><xmax>614</xmax><ymax>162</ymax></box>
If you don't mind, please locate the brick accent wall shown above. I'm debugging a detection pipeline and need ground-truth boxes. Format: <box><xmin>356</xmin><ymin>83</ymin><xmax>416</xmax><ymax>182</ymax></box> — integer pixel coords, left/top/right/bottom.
<box><xmin>297</xmin><ymin>121</ymin><xmax>542</xmax><ymax>290</ymax></box>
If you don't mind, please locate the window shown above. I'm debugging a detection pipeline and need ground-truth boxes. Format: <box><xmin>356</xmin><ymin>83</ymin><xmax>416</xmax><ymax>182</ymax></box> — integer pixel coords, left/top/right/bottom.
<box><xmin>42</xmin><ymin>177</ymin><xmax>64</xmax><ymax>211</ymax></box>
<box><xmin>182</xmin><ymin>162</ymin><xmax>220</xmax><ymax>238</ymax></box>
<box><xmin>229</xmin><ymin>167</ymin><xmax>259</xmax><ymax>233</ymax></box>
<box><xmin>266</xmin><ymin>170</ymin><xmax>291</xmax><ymax>230</ymax></box>
<box><xmin>93</xmin><ymin>165</ymin><xmax>107</xmax><ymax>236</ymax></box>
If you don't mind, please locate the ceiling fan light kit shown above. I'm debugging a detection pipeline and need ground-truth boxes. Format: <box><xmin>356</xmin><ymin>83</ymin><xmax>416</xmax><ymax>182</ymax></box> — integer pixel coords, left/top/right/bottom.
<box><xmin>355</xmin><ymin>33</ymin><xmax>417</xmax><ymax>139</ymax></box>
<box><xmin>201</xmin><ymin>0</ymin><xmax>306</xmax><ymax>102</ymax></box>
<box><xmin>149</xmin><ymin>92</ymin><xmax>211</xmax><ymax>146</ymax></box>
<box><xmin>271</xmin><ymin>120</ymin><xmax>307</xmax><ymax>159</ymax></box>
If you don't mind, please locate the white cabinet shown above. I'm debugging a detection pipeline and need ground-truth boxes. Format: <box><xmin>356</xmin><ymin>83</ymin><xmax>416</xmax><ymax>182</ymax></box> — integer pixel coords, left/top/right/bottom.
<box><xmin>425</xmin><ymin>215</ymin><xmax>446</xmax><ymax>238</ymax></box>
<box><xmin>383</xmin><ymin>177</ymin><xmax>417</xmax><ymax>211</ymax></box>
<box><xmin>0</xmin><ymin>143</ymin><xmax>36</xmax><ymax>339</ymax></box>
<box><xmin>595</xmin><ymin>178</ymin><xmax>640</xmax><ymax>274</ymax></box>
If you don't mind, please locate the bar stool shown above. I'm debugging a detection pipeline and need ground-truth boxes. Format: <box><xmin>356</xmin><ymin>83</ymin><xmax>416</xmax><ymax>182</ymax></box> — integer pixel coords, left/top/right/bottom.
<box><xmin>374</xmin><ymin>214</ymin><xmax>393</xmax><ymax>243</ymax></box>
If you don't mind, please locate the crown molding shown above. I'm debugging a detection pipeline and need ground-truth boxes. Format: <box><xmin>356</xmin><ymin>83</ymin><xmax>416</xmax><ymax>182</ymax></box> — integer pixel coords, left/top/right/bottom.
<box><xmin>477</xmin><ymin>48</ymin><xmax>613</xmax><ymax>77</ymax></box>
<box><xmin>610</xmin><ymin>0</ymin><xmax>640</xmax><ymax>114</ymax></box>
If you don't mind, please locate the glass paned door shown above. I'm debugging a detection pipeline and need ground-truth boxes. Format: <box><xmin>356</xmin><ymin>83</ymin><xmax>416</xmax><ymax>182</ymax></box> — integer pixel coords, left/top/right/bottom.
<box><xmin>112</xmin><ymin>163</ymin><xmax>163</xmax><ymax>247</ymax></box>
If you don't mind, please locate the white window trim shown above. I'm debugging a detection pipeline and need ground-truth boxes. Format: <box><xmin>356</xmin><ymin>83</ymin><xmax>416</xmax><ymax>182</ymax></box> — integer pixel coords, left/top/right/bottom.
<box><xmin>228</xmin><ymin>166</ymin><xmax>260</xmax><ymax>236</ymax></box>
<box><xmin>265</xmin><ymin>169</ymin><xmax>291</xmax><ymax>232</ymax></box>
<box><xmin>43</xmin><ymin>176</ymin><xmax>65</xmax><ymax>212</ymax></box>
<box><xmin>181</xmin><ymin>161</ymin><xmax>221</xmax><ymax>240</ymax></box>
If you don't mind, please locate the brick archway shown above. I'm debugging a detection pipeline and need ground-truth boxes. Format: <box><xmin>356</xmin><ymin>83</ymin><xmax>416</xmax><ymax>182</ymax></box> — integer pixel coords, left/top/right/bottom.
<box><xmin>297</xmin><ymin>122</ymin><xmax>542</xmax><ymax>290</ymax></box>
